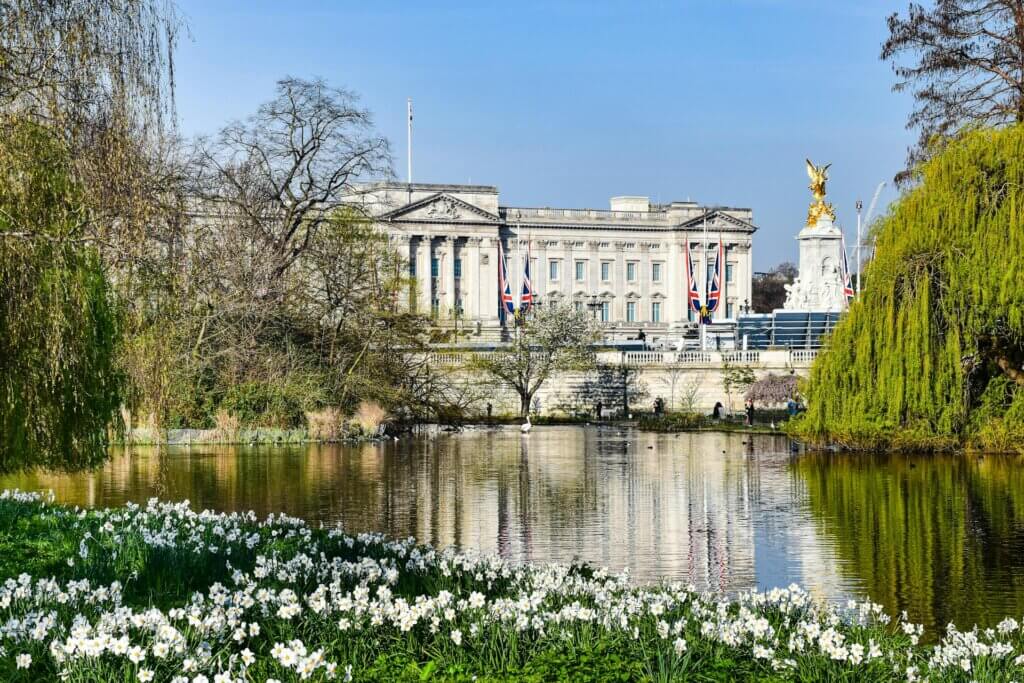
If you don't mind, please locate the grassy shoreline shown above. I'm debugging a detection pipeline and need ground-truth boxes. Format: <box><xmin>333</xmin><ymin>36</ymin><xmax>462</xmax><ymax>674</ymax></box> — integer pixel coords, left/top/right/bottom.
<box><xmin>1</xmin><ymin>491</ymin><xmax>1023</xmax><ymax>681</ymax></box>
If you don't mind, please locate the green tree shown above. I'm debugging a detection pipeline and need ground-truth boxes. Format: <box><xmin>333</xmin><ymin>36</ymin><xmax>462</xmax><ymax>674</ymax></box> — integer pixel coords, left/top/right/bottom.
<box><xmin>793</xmin><ymin>126</ymin><xmax>1024</xmax><ymax>451</ymax></box>
<box><xmin>472</xmin><ymin>304</ymin><xmax>600</xmax><ymax>417</ymax></box>
<box><xmin>722</xmin><ymin>363</ymin><xmax>756</xmax><ymax>413</ymax></box>
<box><xmin>0</xmin><ymin>119</ymin><xmax>121</xmax><ymax>470</ymax></box>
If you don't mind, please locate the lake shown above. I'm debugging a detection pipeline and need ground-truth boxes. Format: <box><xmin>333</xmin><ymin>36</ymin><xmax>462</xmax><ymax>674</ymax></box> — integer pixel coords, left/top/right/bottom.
<box><xmin>3</xmin><ymin>425</ymin><xmax>1023</xmax><ymax>634</ymax></box>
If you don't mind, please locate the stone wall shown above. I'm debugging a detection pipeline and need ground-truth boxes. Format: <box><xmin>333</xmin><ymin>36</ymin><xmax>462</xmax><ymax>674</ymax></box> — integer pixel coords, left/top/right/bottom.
<box><xmin>432</xmin><ymin>349</ymin><xmax>817</xmax><ymax>418</ymax></box>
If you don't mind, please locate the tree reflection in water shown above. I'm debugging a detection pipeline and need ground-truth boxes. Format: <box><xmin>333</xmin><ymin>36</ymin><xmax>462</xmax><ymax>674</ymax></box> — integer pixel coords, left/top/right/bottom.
<box><xmin>794</xmin><ymin>451</ymin><xmax>1024</xmax><ymax>633</ymax></box>
<box><xmin>5</xmin><ymin>429</ymin><xmax>1024</xmax><ymax>632</ymax></box>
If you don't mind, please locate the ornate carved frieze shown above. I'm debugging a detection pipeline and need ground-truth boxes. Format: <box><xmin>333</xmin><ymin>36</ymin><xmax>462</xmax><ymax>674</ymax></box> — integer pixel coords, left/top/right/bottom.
<box><xmin>425</xmin><ymin>196</ymin><xmax>461</xmax><ymax>219</ymax></box>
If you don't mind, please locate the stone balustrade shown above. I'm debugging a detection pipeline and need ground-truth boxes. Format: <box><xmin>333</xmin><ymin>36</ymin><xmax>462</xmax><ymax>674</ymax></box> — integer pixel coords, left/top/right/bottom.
<box><xmin>428</xmin><ymin>348</ymin><xmax>817</xmax><ymax>369</ymax></box>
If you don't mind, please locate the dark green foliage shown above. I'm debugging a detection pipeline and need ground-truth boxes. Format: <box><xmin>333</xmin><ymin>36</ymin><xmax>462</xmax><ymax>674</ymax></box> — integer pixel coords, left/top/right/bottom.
<box><xmin>794</xmin><ymin>126</ymin><xmax>1024</xmax><ymax>451</ymax></box>
<box><xmin>218</xmin><ymin>380</ymin><xmax>323</xmax><ymax>429</ymax></box>
<box><xmin>638</xmin><ymin>412</ymin><xmax>708</xmax><ymax>431</ymax></box>
<box><xmin>0</xmin><ymin>120</ymin><xmax>122</xmax><ymax>471</ymax></box>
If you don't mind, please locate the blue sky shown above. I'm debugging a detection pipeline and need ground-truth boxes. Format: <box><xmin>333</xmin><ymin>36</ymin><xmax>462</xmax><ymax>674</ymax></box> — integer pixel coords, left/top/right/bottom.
<box><xmin>173</xmin><ymin>1</ymin><xmax>914</xmax><ymax>269</ymax></box>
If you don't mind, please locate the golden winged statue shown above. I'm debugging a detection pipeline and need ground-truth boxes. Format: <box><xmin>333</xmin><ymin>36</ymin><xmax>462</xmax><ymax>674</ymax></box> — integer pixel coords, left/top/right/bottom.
<box><xmin>805</xmin><ymin>158</ymin><xmax>836</xmax><ymax>227</ymax></box>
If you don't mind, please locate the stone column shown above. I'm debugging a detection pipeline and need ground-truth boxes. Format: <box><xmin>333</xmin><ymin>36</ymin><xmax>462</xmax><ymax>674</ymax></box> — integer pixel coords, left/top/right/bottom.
<box><xmin>562</xmin><ymin>240</ymin><xmax>575</xmax><ymax>301</ymax></box>
<box><xmin>441</xmin><ymin>235</ymin><xmax>456</xmax><ymax>319</ymax></box>
<box><xmin>614</xmin><ymin>241</ymin><xmax>627</xmax><ymax>322</ymax></box>
<box><xmin>534</xmin><ymin>238</ymin><xmax>547</xmax><ymax>300</ymax></box>
<box><xmin>465</xmin><ymin>236</ymin><xmax>481</xmax><ymax>320</ymax></box>
<box><xmin>392</xmin><ymin>234</ymin><xmax>411</xmax><ymax>309</ymax></box>
<box><xmin>639</xmin><ymin>242</ymin><xmax>650</xmax><ymax>323</ymax></box>
<box><xmin>666</xmin><ymin>239</ymin><xmax>681</xmax><ymax>324</ymax></box>
<box><xmin>415</xmin><ymin>235</ymin><xmax>431</xmax><ymax>316</ymax></box>
<box><xmin>479</xmin><ymin>235</ymin><xmax>499</xmax><ymax>323</ymax></box>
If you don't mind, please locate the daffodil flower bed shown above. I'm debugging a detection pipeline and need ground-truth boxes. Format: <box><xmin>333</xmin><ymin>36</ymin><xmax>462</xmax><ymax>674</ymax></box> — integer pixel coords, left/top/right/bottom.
<box><xmin>1</xmin><ymin>490</ymin><xmax>1023</xmax><ymax>682</ymax></box>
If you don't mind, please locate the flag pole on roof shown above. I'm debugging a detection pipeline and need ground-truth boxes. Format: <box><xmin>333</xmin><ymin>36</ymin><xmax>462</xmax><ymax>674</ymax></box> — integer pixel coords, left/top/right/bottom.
<box><xmin>406</xmin><ymin>98</ymin><xmax>413</xmax><ymax>185</ymax></box>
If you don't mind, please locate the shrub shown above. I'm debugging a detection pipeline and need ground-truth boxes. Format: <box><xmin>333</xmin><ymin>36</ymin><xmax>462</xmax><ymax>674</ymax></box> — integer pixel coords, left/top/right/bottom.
<box><xmin>306</xmin><ymin>407</ymin><xmax>345</xmax><ymax>441</ymax></box>
<box><xmin>638</xmin><ymin>412</ymin><xmax>707</xmax><ymax>432</ymax></box>
<box><xmin>218</xmin><ymin>381</ymin><xmax>311</xmax><ymax>429</ymax></box>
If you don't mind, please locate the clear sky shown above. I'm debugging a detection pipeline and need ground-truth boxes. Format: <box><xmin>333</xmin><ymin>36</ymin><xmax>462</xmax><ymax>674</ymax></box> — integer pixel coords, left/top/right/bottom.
<box><xmin>173</xmin><ymin>0</ymin><xmax>914</xmax><ymax>270</ymax></box>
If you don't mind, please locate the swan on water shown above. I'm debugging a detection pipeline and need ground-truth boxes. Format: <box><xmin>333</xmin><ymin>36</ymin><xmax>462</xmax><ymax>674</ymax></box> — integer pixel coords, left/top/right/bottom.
<box><xmin>520</xmin><ymin>416</ymin><xmax>532</xmax><ymax>433</ymax></box>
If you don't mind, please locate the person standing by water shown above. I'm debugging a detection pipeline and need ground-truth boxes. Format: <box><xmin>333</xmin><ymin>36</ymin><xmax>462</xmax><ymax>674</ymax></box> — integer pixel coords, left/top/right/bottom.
<box><xmin>745</xmin><ymin>398</ymin><xmax>755</xmax><ymax>426</ymax></box>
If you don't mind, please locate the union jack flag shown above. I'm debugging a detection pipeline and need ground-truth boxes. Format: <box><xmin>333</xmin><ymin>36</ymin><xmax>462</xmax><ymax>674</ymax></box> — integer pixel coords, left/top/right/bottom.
<box><xmin>841</xmin><ymin>233</ymin><xmax>855</xmax><ymax>303</ymax></box>
<box><xmin>498</xmin><ymin>241</ymin><xmax>515</xmax><ymax>318</ymax></box>
<box><xmin>686</xmin><ymin>241</ymin><xmax>702</xmax><ymax>315</ymax></box>
<box><xmin>519</xmin><ymin>241</ymin><xmax>534</xmax><ymax>313</ymax></box>
<box><xmin>706</xmin><ymin>237</ymin><xmax>723</xmax><ymax>313</ymax></box>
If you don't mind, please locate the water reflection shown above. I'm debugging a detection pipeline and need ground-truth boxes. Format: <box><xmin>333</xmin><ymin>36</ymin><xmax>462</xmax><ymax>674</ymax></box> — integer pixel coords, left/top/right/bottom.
<box><xmin>795</xmin><ymin>451</ymin><xmax>1024</xmax><ymax>633</ymax></box>
<box><xmin>4</xmin><ymin>427</ymin><xmax>1024</xmax><ymax>631</ymax></box>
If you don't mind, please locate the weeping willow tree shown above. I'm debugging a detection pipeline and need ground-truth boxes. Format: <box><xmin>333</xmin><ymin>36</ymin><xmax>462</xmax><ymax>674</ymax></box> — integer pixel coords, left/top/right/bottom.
<box><xmin>794</xmin><ymin>126</ymin><xmax>1024</xmax><ymax>452</ymax></box>
<box><xmin>0</xmin><ymin>119</ymin><xmax>122</xmax><ymax>471</ymax></box>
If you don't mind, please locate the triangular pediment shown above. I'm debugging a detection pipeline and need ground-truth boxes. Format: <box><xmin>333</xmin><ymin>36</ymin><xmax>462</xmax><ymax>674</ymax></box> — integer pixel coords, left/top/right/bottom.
<box><xmin>382</xmin><ymin>192</ymin><xmax>500</xmax><ymax>223</ymax></box>
<box><xmin>677</xmin><ymin>210</ymin><xmax>757</xmax><ymax>233</ymax></box>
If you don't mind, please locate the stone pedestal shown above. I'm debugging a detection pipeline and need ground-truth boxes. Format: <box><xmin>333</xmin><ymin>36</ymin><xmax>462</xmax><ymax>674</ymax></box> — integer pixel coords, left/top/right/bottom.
<box><xmin>783</xmin><ymin>215</ymin><xmax>846</xmax><ymax>311</ymax></box>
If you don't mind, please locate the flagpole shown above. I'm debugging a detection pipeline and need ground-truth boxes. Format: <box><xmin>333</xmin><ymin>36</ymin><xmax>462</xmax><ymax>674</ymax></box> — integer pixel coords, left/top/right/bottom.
<box><xmin>718</xmin><ymin>230</ymin><xmax>724</xmax><ymax>318</ymax></box>
<box><xmin>406</xmin><ymin>98</ymin><xmax>413</xmax><ymax>185</ymax></box>
<box><xmin>702</xmin><ymin>211</ymin><xmax>709</xmax><ymax>350</ymax></box>
<box><xmin>516</xmin><ymin>225</ymin><xmax>522</xmax><ymax>316</ymax></box>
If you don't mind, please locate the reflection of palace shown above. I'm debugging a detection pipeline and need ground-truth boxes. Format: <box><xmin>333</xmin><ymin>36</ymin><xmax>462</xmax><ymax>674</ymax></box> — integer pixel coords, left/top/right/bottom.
<box><xmin>12</xmin><ymin>434</ymin><xmax>1024</xmax><ymax>630</ymax></box>
<box><xmin>4</xmin><ymin>430</ymin><xmax>847</xmax><ymax>596</ymax></box>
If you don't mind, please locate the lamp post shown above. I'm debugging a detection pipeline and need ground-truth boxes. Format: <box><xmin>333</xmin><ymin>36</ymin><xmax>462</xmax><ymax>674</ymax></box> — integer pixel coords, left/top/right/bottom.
<box><xmin>855</xmin><ymin>199</ymin><xmax>863</xmax><ymax>295</ymax></box>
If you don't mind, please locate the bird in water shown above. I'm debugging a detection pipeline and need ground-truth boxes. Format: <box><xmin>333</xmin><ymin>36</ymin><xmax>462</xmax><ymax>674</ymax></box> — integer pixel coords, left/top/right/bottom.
<box><xmin>520</xmin><ymin>416</ymin><xmax>532</xmax><ymax>434</ymax></box>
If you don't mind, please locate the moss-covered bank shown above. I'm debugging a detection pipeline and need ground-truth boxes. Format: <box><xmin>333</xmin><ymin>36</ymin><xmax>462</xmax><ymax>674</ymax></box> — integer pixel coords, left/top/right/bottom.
<box><xmin>792</xmin><ymin>126</ymin><xmax>1024</xmax><ymax>452</ymax></box>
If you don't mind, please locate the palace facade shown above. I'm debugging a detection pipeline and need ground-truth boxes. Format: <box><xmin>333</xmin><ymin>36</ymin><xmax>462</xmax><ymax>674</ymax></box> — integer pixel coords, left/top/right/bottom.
<box><xmin>351</xmin><ymin>182</ymin><xmax>757</xmax><ymax>337</ymax></box>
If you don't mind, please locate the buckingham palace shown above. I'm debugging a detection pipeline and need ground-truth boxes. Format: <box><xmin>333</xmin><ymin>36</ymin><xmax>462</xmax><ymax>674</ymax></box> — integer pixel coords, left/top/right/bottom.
<box><xmin>350</xmin><ymin>182</ymin><xmax>757</xmax><ymax>338</ymax></box>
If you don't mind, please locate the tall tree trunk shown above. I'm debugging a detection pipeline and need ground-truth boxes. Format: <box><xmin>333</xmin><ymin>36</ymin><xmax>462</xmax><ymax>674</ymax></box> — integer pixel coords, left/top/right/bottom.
<box><xmin>520</xmin><ymin>392</ymin><xmax>532</xmax><ymax>418</ymax></box>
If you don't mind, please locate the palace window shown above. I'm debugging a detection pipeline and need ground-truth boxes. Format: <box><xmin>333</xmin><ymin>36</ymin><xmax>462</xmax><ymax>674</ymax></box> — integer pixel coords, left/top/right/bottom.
<box><xmin>652</xmin><ymin>262</ymin><xmax>662</xmax><ymax>283</ymax></box>
<box><xmin>600</xmin><ymin>301</ymin><xmax>610</xmax><ymax>322</ymax></box>
<box><xmin>626</xmin><ymin>301</ymin><xmax>637</xmax><ymax>322</ymax></box>
<box><xmin>454</xmin><ymin>258</ymin><xmax>462</xmax><ymax>279</ymax></box>
<box><xmin>651</xmin><ymin>301</ymin><xmax>661</xmax><ymax>322</ymax></box>
<box><xmin>431</xmin><ymin>258</ymin><xmax>439</xmax><ymax>278</ymax></box>
<box><xmin>627</xmin><ymin>261</ymin><xmax>637</xmax><ymax>282</ymax></box>
<box><xmin>726</xmin><ymin>263</ymin><xmax>734</xmax><ymax>284</ymax></box>
<box><xmin>409</xmin><ymin>259</ymin><xmax>416</xmax><ymax>276</ymax></box>
<box><xmin>575</xmin><ymin>260</ymin><xmax>586</xmax><ymax>282</ymax></box>
<box><xmin>601</xmin><ymin>261</ymin><xmax>611</xmax><ymax>281</ymax></box>
<box><xmin>549</xmin><ymin>260</ymin><xmax>560</xmax><ymax>281</ymax></box>
<box><xmin>574</xmin><ymin>300</ymin><xmax>583</xmax><ymax>313</ymax></box>
<box><xmin>727</xmin><ymin>301</ymin><xmax>734</xmax><ymax>318</ymax></box>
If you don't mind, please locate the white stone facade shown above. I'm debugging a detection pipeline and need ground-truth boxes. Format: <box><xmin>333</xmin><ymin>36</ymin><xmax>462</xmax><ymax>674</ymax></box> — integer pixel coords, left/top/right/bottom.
<box><xmin>349</xmin><ymin>183</ymin><xmax>758</xmax><ymax>336</ymax></box>
<box><xmin>783</xmin><ymin>215</ymin><xmax>848</xmax><ymax>312</ymax></box>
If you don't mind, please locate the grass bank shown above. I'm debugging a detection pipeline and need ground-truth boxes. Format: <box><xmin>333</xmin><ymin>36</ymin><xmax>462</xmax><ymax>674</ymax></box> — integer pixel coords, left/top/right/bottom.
<box><xmin>1</xmin><ymin>490</ymin><xmax>1022</xmax><ymax>682</ymax></box>
<box><xmin>636</xmin><ymin>411</ymin><xmax>789</xmax><ymax>435</ymax></box>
